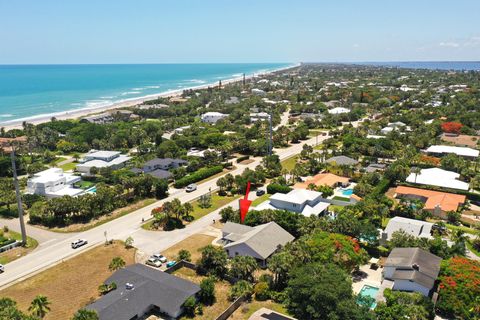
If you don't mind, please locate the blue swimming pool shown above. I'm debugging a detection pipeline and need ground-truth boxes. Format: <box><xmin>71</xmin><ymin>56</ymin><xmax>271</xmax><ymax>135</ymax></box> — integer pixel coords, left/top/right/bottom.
<box><xmin>342</xmin><ymin>189</ymin><xmax>353</xmax><ymax>196</ymax></box>
<box><xmin>357</xmin><ymin>285</ymin><xmax>379</xmax><ymax>309</ymax></box>
<box><xmin>85</xmin><ymin>186</ymin><xmax>97</xmax><ymax>194</ymax></box>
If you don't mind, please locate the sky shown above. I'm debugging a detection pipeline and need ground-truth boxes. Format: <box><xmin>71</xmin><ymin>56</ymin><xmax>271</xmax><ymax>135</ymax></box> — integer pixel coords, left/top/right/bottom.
<box><xmin>0</xmin><ymin>0</ymin><xmax>479</xmax><ymax>64</ymax></box>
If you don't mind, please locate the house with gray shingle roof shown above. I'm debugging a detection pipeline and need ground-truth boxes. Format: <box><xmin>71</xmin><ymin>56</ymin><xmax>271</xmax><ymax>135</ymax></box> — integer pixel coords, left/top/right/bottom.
<box><xmin>383</xmin><ymin>248</ymin><xmax>441</xmax><ymax>297</ymax></box>
<box><xmin>326</xmin><ymin>155</ymin><xmax>358</xmax><ymax>166</ymax></box>
<box><xmin>87</xmin><ymin>264</ymin><xmax>200</xmax><ymax>320</ymax></box>
<box><xmin>221</xmin><ymin>222</ymin><xmax>294</xmax><ymax>267</ymax></box>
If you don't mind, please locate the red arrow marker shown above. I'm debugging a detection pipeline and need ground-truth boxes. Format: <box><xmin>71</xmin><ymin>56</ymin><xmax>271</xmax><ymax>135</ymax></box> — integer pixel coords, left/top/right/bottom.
<box><xmin>239</xmin><ymin>181</ymin><xmax>252</xmax><ymax>224</ymax></box>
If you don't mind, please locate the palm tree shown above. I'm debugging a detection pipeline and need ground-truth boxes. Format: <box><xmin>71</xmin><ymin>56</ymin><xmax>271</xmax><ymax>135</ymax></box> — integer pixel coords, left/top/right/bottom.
<box><xmin>412</xmin><ymin>167</ymin><xmax>422</xmax><ymax>183</ymax></box>
<box><xmin>71</xmin><ymin>309</ymin><xmax>99</xmax><ymax>320</ymax></box>
<box><xmin>28</xmin><ymin>295</ymin><xmax>51</xmax><ymax>319</ymax></box>
<box><xmin>108</xmin><ymin>257</ymin><xmax>126</xmax><ymax>271</ymax></box>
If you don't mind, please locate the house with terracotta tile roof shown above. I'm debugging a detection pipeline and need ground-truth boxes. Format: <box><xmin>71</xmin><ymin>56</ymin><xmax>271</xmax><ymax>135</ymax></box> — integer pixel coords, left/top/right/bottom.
<box><xmin>294</xmin><ymin>173</ymin><xmax>350</xmax><ymax>189</ymax></box>
<box><xmin>394</xmin><ymin>186</ymin><xmax>466</xmax><ymax>219</ymax></box>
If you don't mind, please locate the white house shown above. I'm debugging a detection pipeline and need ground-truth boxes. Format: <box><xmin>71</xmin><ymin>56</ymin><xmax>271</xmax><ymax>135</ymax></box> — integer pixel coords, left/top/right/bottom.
<box><xmin>254</xmin><ymin>189</ymin><xmax>330</xmax><ymax>216</ymax></box>
<box><xmin>27</xmin><ymin>168</ymin><xmax>84</xmax><ymax>198</ymax></box>
<box><xmin>251</xmin><ymin>88</ymin><xmax>267</xmax><ymax>96</ymax></box>
<box><xmin>327</xmin><ymin>107</ymin><xmax>350</xmax><ymax>115</ymax></box>
<box><xmin>406</xmin><ymin>167</ymin><xmax>469</xmax><ymax>191</ymax></box>
<box><xmin>383</xmin><ymin>248</ymin><xmax>441</xmax><ymax>297</ymax></box>
<box><xmin>200</xmin><ymin>112</ymin><xmax>228</xmax><ymax>124</ymax></box>
<box><xmin>425</xmin><ymin>145</ymin><xmax>479</xmax><ymax>159</ymax></box>
<box><xmin>76</xmin><ymin>151</ymin><xmax>131</xmax><ymax>175</ymax></box>
<box><xmin>221</xmin><ymin>221</ymin><xmax>294</xmax><ymax>266</ymax></box>
<box><xmin>380</xmin><ymin>217</ymin><xmax>433</xmax><ymax>245</ymax></box>
<box><xmin>250</xmin><ymin>112</ymin><xmax>270</xmax><ymax>122</ymax></box>
<box><xmin>381</xmin><ymin>122</ymin><xmax>408</xmax><ymax>135</ymax></box>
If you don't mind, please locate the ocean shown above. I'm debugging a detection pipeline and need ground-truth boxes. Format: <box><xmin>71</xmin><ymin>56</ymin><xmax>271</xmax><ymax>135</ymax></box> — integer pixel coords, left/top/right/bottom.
<box><xmin>0</xmin><ymin>63</ymin><xmax>293</xmax><ymax>126</ymax></box>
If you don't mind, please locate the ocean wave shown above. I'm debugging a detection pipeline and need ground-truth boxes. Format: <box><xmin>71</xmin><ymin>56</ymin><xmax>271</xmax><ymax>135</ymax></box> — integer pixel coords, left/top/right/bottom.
<box><xmin>120</xmin><ymin>91</ymin><xmax>141</xmax><ymax>96</ymax></box>
<box><xmin>186</xmin><ymin>79</ymin><xmax>207</xmax><ymax>84</ymax></box>
<box><xmin>0</xmin><ymin>114</ymin><xmax>13</xmax><ymax>118</ymax></box>
<box><xmin>146</xmin><ymin>85</ymin><xmax>160</xmax><ymax>89</ymax></box>
<box><xmin>132</xmin><ymin>88</ymin><xmax>144</xmax><ymax>91</ymax></box>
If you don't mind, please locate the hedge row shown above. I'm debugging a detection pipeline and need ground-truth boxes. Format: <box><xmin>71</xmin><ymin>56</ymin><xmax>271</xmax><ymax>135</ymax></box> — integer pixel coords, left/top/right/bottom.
<box><xmin>236</xmin><ymin>155</ymin><xmax>250</xmax><ymax>163</ymax></box>
<box><xmin>174</xmin><ymin>166</ymin><xmax>224</xmax><ymax>188</ymax></box>
<box><xmin>267</xmin><ymin>183</ymin><xmax>292</xmax><ymax>194</ymax></box>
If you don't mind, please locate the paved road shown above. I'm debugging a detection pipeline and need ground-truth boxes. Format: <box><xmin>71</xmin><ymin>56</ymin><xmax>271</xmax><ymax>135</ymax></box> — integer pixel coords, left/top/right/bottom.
<box><xmin>0</xmin><ymin>133</ymin><xmax>328</xmax><ymax>289</ymax></box>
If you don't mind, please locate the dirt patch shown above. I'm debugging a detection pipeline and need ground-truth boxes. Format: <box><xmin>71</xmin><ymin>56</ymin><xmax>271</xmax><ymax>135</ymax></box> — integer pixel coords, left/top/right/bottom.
<box><xmin>0</xmin><ymin>241</ymin><xmax>136</xmax><ymax>320</ymax></box>
<box><xmin>229</xmin><ymin>300</ymin><xmax>289</xmax><ymax>320</ymax></box>
<box><xmin>239</xmin><ymin>159</ymin><xmax>255</xmax><ymax>165</ymax></box>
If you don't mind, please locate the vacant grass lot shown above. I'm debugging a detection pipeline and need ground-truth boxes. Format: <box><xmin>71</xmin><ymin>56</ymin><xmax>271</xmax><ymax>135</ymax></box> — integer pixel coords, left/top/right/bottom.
<box><xmin>0</xmin><ymin>241</ymin><xmax>136</xmax><ymax>320</ymax></box>
<box><xmin>0</xmin><ymin>230</ymin><xmax>38</xmax><ymax>265</ymax></box>
<box><xmin>162</xmin><ymin>234</ymin><xmax>216</xmax><ymax>263</ymax></box>
<box><xmin>251</xmin><ymin>193</ymin><xmax>270</xmax><ymax>207</ymax></box>
<box><xmin>191</xmin><ymin>194</ymin><xmax>240</xmax><ymax>220</ymax></box>
<box><xmin>280</xmin><ymin>155</ymin><xmax>299</xmax><ymax>171</ymax></box>
<box><xmin>175</xmin><ymin>268</ymin><xmax>232</xmax><ymax>320</ymax></box>
<box><xmin>59</xmin><ymin>161</ymin><xmax>77</xmax><ymax>171</ymax></box>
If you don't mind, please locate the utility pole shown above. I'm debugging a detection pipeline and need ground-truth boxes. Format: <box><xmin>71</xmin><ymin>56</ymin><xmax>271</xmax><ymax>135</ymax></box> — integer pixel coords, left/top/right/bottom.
<box><xmin>10</xmin><ymin>147</ymin><xmax>27</xmax><ymax>245</ymax></box>
<box><xmin>269</xmin><ymin>113</ymin><xmax>273</xmax><ymax>155</ymax></box>
<box><xmin>242</xmin><ymin>73</ymin><xmax>246</xmax><ymax>87</ymax></box>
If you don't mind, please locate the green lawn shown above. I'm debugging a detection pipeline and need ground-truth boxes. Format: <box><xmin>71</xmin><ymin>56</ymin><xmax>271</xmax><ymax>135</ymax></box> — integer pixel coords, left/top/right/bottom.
<box><xmin>328</xmin><ymin>205</ymin><xmax>344</xmax><ymax>213</ymax></box>
<box><xmin>59</xmin><ymin>161</ymin><xmax>77</xmax><ymax>171</ymax></box>
<box><xmin>281</xmin><ymin>154</ymin><xmax>299</xmax><ymax>171</ymax></box>
<box><xmin>0</xmin><ymin>230</ymin><xmax>38</xmax><ymax>265</ymax></box>
<box><xmin>73</xmin><ymin>180</ymin><xmax>94</xmax><ymax>190</ymax></box>
<box><xmin>252</xmin><ymin>193</ymin><xmax>270</xmax><ymax>207</ymax></box>
<box><xmin>191</xmin><ymin>194</ymin><xmax>240</xmax><ymax>220</ymax></box>
<box><xmin>466</xmin><ymin>241</ymin><xmax>480</xmax><ymax>258</ymax></box>
<box><xmin>48</xmin><ymin>156</ymin><xmax>67</xmax><ymax>166</ymax></box>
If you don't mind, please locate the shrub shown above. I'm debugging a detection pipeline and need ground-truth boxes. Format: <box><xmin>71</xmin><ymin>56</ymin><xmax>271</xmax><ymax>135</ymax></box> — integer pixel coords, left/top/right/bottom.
<box><xmin>174</xmin><ymin>166</ymin><xmax>223</xmax><ymax>188</ymax></box>
<box><xmin>254</xmin><ymin>282</ymin><xmax>270</xmax><ymax>301</ymax></box>
<box><xmin>236</xmin><ymin>155</ymin><xmax>250</xmax><ymax>163</ymax></box>
<box><xmin>229</xmin><ymin>280</ymin><xmax>253</xmax><ymax>301</ymax></box>
<box><xmin>182</xmin><ymin>296</ymin><xmax>196</xmax><ymax>317</ymax></box>
<box><xmin>124</xmin><ymin>236</ymin><xmax>134</xmax><ymax>249</ymax></box>
<box><xmin>267</xmin><ymin>183</ymin><xmax>292</xmax><ymax>194</ymax></box>
<box><xmin>199</xmin><ymin>277</ymin><xmax>216</xmax><ymax>305</ymax></box>
<box><xmin>178</xmin><ymin>249</ymin><xmax>192</xmax><ymax>262</ymax></box>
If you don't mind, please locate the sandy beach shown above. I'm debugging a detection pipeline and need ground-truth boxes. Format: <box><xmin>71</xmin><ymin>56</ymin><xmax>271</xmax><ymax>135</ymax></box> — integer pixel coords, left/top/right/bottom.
<box><xmin>1</xmin><ymin>63</ymin><xmax>299</xmax><ymax>131</ymax></box>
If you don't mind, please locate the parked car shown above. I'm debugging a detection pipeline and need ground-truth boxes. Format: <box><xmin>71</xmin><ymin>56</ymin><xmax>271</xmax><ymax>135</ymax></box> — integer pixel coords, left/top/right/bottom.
<box><xmin>71</xmin><ymin>239</ymin><xmax>88</xmax><ymax>249</ymax></box>
<box><xmin>166</xmin><ymin>261</ymin><xmax>177</xmax><ymax>268</ymax></box>
<box><xmin>256</xmin><ymin>189</ymin><xmax>265</xmax><ymax>196</ymax></box>
<box><xmin>145</xmin><ymin>258</ymin><xmax>162</xmax><ymax>268</ymax></box>
<box><xmin>185</xmin><ymin>184</ymin><xmax>197</xmax><ymax>192</ymax></box>
<box><xmin>151</xmin><ymin>254</ymin><xmax>167</xmax><ymax>263</ymax></box>
<box><xmin>0</xmin><ymin>264</ymin><xmax>4</xmax><ymax>273</ymax></box>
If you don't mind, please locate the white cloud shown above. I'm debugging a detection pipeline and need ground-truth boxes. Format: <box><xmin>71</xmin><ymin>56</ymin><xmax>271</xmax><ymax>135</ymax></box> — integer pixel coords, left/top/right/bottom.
<box><xmin>439</xmin><ymin>42</ymin><xmax>460</xmax><ymax>48</ymax></box>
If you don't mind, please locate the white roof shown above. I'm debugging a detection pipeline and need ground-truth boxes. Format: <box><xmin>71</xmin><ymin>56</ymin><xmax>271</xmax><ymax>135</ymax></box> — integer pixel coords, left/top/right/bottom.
<box><xmin>328</xmin><ymin>107</ymin><xmax>350</xmax><ymax>114</ymax></box>
<box><xmin>426</xmin><ymin>145</ymin><xmax>479</xmax><ymax>158</ymax></box>
<box><xmin>81</xmin><ymin>155</ymin><xmax>131</xmax><ymax>168</ymax></box>
<box><xmin>384</xmin><ymin>216</ymin><xmax>433</xmax><ymax>240</ymax></box>
<box><xmin>270</xmin><ymin>189</ymin><xmax>321</xmax><ymax>205</ymax></box>
<box><xmin>29</xmin><ymin>168</ymin><xmax>78</xmax><ymax>184</ymax></box>
<box><xmin>201</xmin><ymin>112</ymin><xmax>227</xmax><ymax>117</ymax></box>
<box><xmin>48</xmin><ymin>187</ymin><xmax>85</xmax><ymax>197</ymax></box>
<box><xmin>87</xmin><ymin>150</ymin><xmax>120</xmax><ymax>158</ymax></box>
<box><xmin>406</xmin><ymin>168</ymin><xmax>469</xmax><ymax>190</ymax></box>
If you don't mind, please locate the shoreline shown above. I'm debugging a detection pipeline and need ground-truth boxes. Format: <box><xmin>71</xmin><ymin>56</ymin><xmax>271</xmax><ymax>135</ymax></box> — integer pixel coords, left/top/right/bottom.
<box><xmin>1</xmin><ymin>63</ymin><xmax>300</xmax><ymax>131</ymax></box>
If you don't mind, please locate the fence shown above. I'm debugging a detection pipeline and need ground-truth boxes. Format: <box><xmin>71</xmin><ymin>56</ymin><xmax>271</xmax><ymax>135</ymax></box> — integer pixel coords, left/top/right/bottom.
<box><xmin>0</xmin><ymin>240</ymin><xmax>21</xmax><ymax>253</ymax></box>
<box><xmin>214</xmin><ymin>296</ymin><xmax>247</xmax><ymax>320</ymax></box>
<box><xmin>164</xmin><ymin>260</ymin><xmax>197</xmax><ymax>274</ymax></box>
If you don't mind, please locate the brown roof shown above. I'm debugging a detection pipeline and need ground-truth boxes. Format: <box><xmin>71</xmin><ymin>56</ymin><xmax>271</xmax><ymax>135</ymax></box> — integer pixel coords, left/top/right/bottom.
<box><xmin>294</xmin><ymin>173</ymin><xmax>349</xmax><ymax>189</ymax></box>
<box><xmin>0</xmin><ymin>136</ymin><xmax>27</xmax><ymax>152</ymax></box>
<box><xmin>440</xmin><ymin>133</ymin><xmax>479</xmax><ymax>148</ymax></box>
<box><xmin>395</xmin><ymin>186</ymin><xmax>466</xmax><ymax>212</ymax></box>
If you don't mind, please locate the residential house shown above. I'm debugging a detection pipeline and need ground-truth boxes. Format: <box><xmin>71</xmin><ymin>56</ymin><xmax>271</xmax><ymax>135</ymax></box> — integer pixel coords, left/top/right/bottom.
<box><xmin>131</xmin><ymin>158</ymin><xmax>187</xmax><ymax>180</ymax></box>
<box><xmin>255</xmin><ymin>189</ymin><xmax>330</xmax><ymax>216</ymax></box>
<box><xmin>80</xmin><ymin>112</ymin><xmax>113</xmax><ymax>124</ymax></box>
<box><xmin>326</xmin><ymin>155</ymin><xmax>359</xmax><ymax>166</ymax></box>
<box><xmin>380</xmin><ymin>216</ymin><xmax>433</xmax><ymax>245</ymax></box>
<box><xmin>381</xmin><ymin>122</ymin><xmax>408</xmax><ymax>135</ymax></box>
<box><xmin>327</xmin><ymin>107</ymin><xmax>350</xmax><ymax>114</ymax></box>
<box><xmin>27</xmin><ymin>168</ymin><xmax>84</xmax><ymax>198</ymax></box>
<box><xmin>248</xmin><ymin>308</ymin><xmax>297</xmax><ymax>320</ymax></box>
<box><xmin>251</xmin><ymin>88</ymin><xmax>267</xmax><ymax>96</ymax></box>
<box><xmin>200</xmin><ymin>112</ymin><xmax>228</xmax><ymax>124</ymax></box>
<box><xmin>294</xmin><ymin>173</ymin><xmax>350</xmax><ymax>189</ymax></box>
<box><xmin>383</xmin><ymin>248</ymin><xmax>441</xmax><ymax>297</ymax></box>
<box><xmin>424</xmin><ymin>145</ymin><xmax>479</xmax><ymax>159</ymax></box>
<box><xmin>364</xmin><ymin>163</ymin><xmax>387</xmax><ymax>173</ymax></box>
<box><xmin>394</xmin><ymin>186</ymin><xmax>466</xmax><ymax>219</ymax></box>
<box><xmin>76</xmin><ymin>151</ymin><xmax>131</xmax><ymax>175</ymax></box>
<box><xmin>221</xmin><ymin>222</ymin><xmax>294</xmax><ymax>267</ymax></box>
<box><xmin>87</xmin><ymin>264</ymin><xmax>200</xmax><ymax>320</ymax></box>
<box><xmin>250</xmin><ymin>112</ymin><xmax>270</xmax><ymax>123</ymax></box>
<box><xmin>0</xmin><ymin>136</ymin><xmax>27</xmax><ymax>153</ymax></box>
<box><xmin>406</xmin><ymin>167</ymin><xmax>469</xmax><ymax>191</ymax></box>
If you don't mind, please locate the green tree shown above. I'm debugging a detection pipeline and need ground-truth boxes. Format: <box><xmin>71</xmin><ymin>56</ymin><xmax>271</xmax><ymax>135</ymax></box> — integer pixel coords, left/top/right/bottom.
<box><xmin>124</xmin><ymin>236</ymin><xmax>134</xmax><ymax>249</ymax></box>
<box><xmin>229</xmin><ymin>255</ymin><xmax>258</xmax><ymax>282</ymax></box>
<box><xmin>198</xmin><ymin>245</ymin><xmax>228</xmax><ymax>277</ymax></box>
<box><xmin>28</xmin><ymin>295</ymin><xmax>51</xmax><ymax>319</ymax></box>
<box><xmin>375</xmin><ymin>289</ymin><xmax>434</xmax><ymax>320</ymax></box>
<box><xmin>108</xmin><ymin>257</ymin><xmax>126</xmax><ymax>271</ymax></box>
<box><xmin>71</xmin><ymin>309</ymin><xmax>99</xmax><ymax>320</ymax></box>
<box><xmin>182</xmin><ymin>296</ymin><xmax>196</xmax><ymax>317</ymax></box>
<box><xmin>198</xmin><ymin>276</ymin><xmax>216</xmax><ymax>305</ymax></box>
<box><xmin>228</xmin><ymin>280</ymin><xmax>253</xmax><ymax>301</ymax></box>
<box><xmin>178</xmin><ymin>249</ymin><xmax>192</xmax><ymax>262</ymax></box>
<box><xmin>285</xmin><ymin>262</ymin><xmax>372</xmax><ymax>320</ymax></box>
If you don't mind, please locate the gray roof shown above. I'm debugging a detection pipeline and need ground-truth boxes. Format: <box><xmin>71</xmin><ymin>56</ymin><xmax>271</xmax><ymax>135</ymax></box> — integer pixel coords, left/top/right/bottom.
<box><xmin>147</xmin><ymin>169</ymin><xmax>173</xmax><ymax>180</ymax></box>
<box><xmin>365</xmin><ymin>163</ymin><xmax>386</xmax><ymax>173</ymax></box>
<box><xmin>223</xmin><ymin>221</ymin><xmax>254</xmax><ymax>235</ymax></box>
<box><xmin>223</xmin><ymin>222</ymin><xmax>295</xmax><ymax>260</ymax></box>
<box><xmin>144</xmin><ymin>158</ymin><xmax>187</xmax><ymax>167</ymax></box>
<box><xmin>384</xmin><ymin>216</ymin><xmax>433</xmax><ymax>240</ymax></box>
<box><xmin>87</xmin><ymin>264</ymin><xmax>200</xmax><ymax>320</ymax></box>
<box><xmin>385</xmin><ymin>248</ymin><xmax>441</xmax><ymax>289</ymax></box>
<box><xmin>326</xmin><ymin>155</ymin><xmax>358</xmax><ymax>166</ymax></box>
